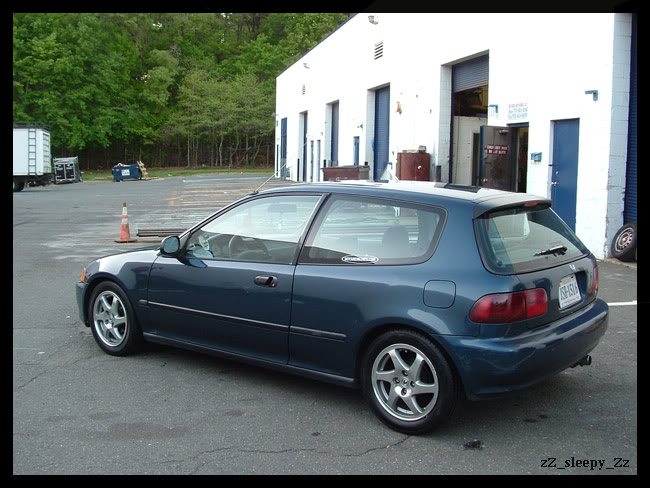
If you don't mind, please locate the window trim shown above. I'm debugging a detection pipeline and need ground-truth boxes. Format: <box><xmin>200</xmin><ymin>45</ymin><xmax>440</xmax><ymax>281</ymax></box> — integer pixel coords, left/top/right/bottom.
<box><xmin>297</xmin><ymin>194</ymin><xmax>447</xmax><ymax>266</ymax></box>
<box><xmin>180</xmin><ymin>192</ymin><xmax>329</xmax><ymax>266</ymax></box>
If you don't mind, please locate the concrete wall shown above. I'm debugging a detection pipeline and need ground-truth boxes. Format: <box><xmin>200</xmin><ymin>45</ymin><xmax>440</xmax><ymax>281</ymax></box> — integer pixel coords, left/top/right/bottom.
<box><xmin>275</xmin><ymin>13</ymin><xmax>633</xmax><ymax>258</ymax></box>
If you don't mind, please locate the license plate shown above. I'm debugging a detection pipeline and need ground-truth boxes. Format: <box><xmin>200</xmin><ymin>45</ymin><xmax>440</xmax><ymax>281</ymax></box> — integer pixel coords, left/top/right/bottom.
<box><xmin>558</xmin><ymin>274</ymin><xmax>581</xmax><ymax>309</ymax></box>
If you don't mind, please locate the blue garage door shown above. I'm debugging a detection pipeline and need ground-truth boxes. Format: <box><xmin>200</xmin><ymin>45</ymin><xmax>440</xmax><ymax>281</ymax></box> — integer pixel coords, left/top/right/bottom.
<box><xmin>331</xmin><ymin>102</ymin><xmax>339</xmax><ymax>166</ymax></box>
<box><xmin>302</xmin><ymin>112</ymin><xmax>308</xmax><ymax>182</ymax></box>
<box><xmin>624</xmin><ymin>13</ymin><xmax>637</xmax><ymax>224</ymax></box>
<box><xmin>373</xmin><ymin>86</ymin><xmax>390</xmax><ymax>180</ymax></box>
<box><xmin>452</xmin><ymin>55</ymin><xmax>489</xmax><ymax>93</ymax></box>
<box><xmin>280</xmin><ymin>118</ymin><xmax>287</xmax><ymax>178</ymax></box>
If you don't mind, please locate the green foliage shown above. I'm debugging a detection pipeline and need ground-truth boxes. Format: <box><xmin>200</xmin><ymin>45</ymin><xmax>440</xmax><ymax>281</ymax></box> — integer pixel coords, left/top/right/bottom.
<box><xmin>13</xmin><ymin>12</ymin><xmax>352</xmax><ymax>167</ymax></box>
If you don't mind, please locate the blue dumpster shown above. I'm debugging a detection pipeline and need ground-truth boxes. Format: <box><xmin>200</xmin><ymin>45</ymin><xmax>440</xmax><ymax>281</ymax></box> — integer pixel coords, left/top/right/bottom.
<box><xmin>112</xmin><ymin>164</ymin><xmax>141</xmax><ymax>182</ymax></box>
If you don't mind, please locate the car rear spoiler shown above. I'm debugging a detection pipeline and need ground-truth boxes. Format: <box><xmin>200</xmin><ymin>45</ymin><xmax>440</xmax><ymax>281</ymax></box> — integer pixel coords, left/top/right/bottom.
<box><xmin>472</xmin><ymin>195</ymin><xmax>553</xmax><ymax>219</ymax></box>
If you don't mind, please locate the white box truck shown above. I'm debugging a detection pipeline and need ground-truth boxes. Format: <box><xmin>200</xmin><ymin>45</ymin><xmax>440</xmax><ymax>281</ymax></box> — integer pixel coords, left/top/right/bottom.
<box><xmin>13</xmin><ymin>124</ymin><xmax>54</xmax><ymax>192</ymax></box>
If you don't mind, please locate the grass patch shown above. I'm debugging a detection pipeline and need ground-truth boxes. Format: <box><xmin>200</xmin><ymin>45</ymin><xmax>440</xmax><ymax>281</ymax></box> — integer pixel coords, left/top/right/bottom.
<box><xmin>81</xmin><ymin>166</ymin><xmax>274</xmax><ymax>181</ymax></box>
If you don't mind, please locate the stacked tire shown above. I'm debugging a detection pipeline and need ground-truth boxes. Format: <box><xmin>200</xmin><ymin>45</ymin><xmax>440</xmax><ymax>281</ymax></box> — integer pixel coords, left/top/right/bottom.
<box><xmin>611</xmin><ymin>223</ymin><xmax>637</xmax><ymax>262</ymax></box>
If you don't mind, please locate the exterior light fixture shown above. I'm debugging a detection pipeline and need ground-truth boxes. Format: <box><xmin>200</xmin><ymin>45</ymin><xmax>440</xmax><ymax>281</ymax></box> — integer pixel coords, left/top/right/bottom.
<box><xmin>585</xmin><ymin>90</ymin><xmax>598</xmax><ymax>101</ymax></box>
<box><xmin>368</xmin><ymin>15</ymin><xmax>379</xmax><ymax>24</ymax></box>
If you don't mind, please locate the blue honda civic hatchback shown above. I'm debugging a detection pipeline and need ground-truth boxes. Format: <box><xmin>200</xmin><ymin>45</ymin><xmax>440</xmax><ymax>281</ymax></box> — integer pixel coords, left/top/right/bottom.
<box><xmin>76</xmin><ymin>181</ymin><xmax>608</xmax><ymax>434</ymax></box>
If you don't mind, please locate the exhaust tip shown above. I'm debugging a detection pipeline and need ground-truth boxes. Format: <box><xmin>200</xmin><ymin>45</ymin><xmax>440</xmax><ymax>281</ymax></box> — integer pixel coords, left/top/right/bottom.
<box><xmin>571</xmin><ymin>355</ymin><xmax>592</xmax><ymax>367</ymax></box>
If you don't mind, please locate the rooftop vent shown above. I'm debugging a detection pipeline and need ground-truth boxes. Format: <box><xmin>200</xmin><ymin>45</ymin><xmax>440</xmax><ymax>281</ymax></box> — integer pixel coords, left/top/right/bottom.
<box><xmin>374</xmin><ymin>41</ymin><xmax>384</xmax><ymax>60</ymax></box>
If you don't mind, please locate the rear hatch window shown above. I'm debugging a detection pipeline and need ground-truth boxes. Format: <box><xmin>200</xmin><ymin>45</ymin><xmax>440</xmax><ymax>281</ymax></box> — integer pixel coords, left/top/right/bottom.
<box><xmin>474</xmin><ymin>204</ymin><xmax>589</xmax><ymax>275</ymax></box>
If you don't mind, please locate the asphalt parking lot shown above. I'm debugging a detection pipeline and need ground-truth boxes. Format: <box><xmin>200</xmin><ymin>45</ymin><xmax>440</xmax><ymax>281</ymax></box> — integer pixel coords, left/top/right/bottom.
<box><xmin>13</xmin><ymin>175</ymin><xmax>637</xmax><ymax>475</ymax></box>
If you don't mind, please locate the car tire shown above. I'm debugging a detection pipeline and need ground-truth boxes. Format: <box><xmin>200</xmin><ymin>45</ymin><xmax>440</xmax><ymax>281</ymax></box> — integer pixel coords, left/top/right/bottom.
<box><xmin>611</xmin><ymin>223</ymin><xmax>637</xmax><ymax>262</ymax></box>
<box><xmin>361</xmin><ymin>329</ymin><xmax>458</xmax><ymax>434</ymax></box>
<box><xmin>88</xmin><ymin>281</ymin><xmax>143</xmax><ymax>356</ymax></box>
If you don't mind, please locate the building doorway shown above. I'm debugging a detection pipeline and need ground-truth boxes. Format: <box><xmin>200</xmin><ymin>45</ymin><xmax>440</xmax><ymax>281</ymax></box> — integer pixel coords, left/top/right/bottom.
<box><xmin>373</xmin><ymin>86</ymin><xmax>390</xmax><ymax>180</ymax></box>
<box><xmin>551</xmin><ymin>119</ymin><xmax>580</xmax><ymax>231</ymax></box>
<box><xmin>478</xmin><ymin>124</ymin><xmax>528</xmax><ymax>192</ymax></box>
<box><xmin>450</xmin><ymin>54</ymin><xmax>489</xmax><ymax>185</ymax></box>
<box><xmin>299</xmin><ymin>111</ymin><xmax>308</xmax><ymax>181</ymax></box>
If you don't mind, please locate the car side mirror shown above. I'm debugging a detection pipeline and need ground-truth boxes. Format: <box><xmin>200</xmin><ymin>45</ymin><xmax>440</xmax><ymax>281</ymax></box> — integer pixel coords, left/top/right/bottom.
<box><xmin>160</xmin><ymin>235</ymin><xmax>181</xmax><ymax>257</ymax></box>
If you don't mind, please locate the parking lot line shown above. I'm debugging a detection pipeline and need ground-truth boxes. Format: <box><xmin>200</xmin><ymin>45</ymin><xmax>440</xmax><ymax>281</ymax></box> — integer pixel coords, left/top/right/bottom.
<box><xmin>607</xmin><ymin>301</ymin><xmax>637</xmax><ymax>306</ymax></box>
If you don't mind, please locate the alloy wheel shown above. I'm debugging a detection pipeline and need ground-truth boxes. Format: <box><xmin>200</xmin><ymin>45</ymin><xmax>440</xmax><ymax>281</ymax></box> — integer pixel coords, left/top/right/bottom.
<box><xmin>93</xmin><ymin>291</ymin><xmax>128</xmax><ymax>347</ymax></box>
<box><xmin>371</xmin><ymin>343</ymin><xmax>439</xmax><ymax>422</ymax></box>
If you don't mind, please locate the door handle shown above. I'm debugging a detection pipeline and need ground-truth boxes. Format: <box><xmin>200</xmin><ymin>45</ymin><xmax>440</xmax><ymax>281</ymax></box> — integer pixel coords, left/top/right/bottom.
<box><xmin>254</xmin><ymin>275</ymin><xmax>278</xmax><ymax>288</ymax></box>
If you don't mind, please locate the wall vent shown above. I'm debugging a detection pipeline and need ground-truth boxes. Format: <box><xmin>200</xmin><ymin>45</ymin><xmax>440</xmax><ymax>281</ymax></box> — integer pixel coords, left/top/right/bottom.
<box><xmin>302</xmin><ymin>84</ymin><xmax>306</xmax><ymax>95</ymax></box>
<box><xmin>374</xmin><ymin>41</ymin><xmax>384</xmax><ymax>60</ymax></box>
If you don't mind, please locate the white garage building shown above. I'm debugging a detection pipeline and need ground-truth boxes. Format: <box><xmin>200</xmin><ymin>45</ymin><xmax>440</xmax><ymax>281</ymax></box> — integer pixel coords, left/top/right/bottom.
<box><xmin>274</xmin><ymin>12</ymin><xmax>637</xmax><ymax>260</ymax></box>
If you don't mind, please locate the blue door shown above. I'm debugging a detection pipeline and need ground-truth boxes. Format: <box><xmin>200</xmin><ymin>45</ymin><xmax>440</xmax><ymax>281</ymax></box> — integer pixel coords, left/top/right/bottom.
<box><xmin>551</xmin><ymin>119</ymin><xmax>580</xmax><ymax>231</ymax></box>
<box><xmin>374</xmin><ymin>86</ymin><xmax>390</xmax><ymax>180</ymax></box>
<box><xmin>302</xmin><ymin>113</ymin><xmax>308</xmax><ymax>181</ymax></box>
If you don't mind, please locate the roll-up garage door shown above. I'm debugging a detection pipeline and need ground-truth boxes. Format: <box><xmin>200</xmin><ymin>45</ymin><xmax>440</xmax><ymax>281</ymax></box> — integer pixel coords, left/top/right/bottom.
<box><xmin>624</xmin><ymin>14</ymin><xmax>637</xmax><ymax>224</ymax></box>
<box><xmin>374</xmin><ymin>86</ymin><xmax>390</xmax><ymax>180</ymax></box>
<box><xmin>452</xmin><ymin>55</ymin><xmax>489</xmax><ymax>92</ymax></box>
<box><xmin>331</xmin><ymin>102</ymin><xmax>339</xmax><ymax>166</ymax></box>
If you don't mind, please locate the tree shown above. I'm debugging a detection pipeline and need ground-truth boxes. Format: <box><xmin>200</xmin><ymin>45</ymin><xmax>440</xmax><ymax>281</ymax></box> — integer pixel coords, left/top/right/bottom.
<box><xmin>13</xmin><ymin>12</ymin><xmax>352</xmax><ymax>168</ymax></box>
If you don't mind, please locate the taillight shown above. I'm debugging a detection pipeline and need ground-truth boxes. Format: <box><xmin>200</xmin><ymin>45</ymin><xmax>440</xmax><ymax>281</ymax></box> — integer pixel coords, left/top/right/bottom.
<box><xmin>469</xmin><ymin>288</ymin><xmax>548</xmax><ymax>323</ymax></box>
<box><xmin>591</xmin><ymin>265</ymin><xmax>599</xmax><ymax>295</ymax></box>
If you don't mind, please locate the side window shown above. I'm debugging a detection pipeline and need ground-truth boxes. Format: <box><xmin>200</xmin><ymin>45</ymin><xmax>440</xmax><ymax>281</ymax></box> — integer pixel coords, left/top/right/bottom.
<box><xmin>185</xmin><ymin>195</ymin><xmax>321</xmax><ymax>264</ymax></box>
<box><xmin>299</xmin><ymin>196</ymin><xmax>446</xmax><ymax>265</ymax></box>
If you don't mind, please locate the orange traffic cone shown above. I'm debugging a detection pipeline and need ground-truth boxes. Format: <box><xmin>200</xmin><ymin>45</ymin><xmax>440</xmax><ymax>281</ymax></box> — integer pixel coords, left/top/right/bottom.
<box><xmin>115</xmin><ymin>202</ymin><xmax>137</xmax><ymax>243</ymax></box>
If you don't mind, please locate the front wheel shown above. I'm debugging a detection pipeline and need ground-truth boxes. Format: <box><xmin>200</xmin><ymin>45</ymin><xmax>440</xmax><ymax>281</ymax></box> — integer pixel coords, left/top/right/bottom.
<box><xmin>88</xmin><ymin>281</ymin><xmax>143</xmax><ymax>356</ymax></box>
<box><xmin>361</xmin><ymin>329</ymin><xmax>458</xmax><ymax>434</ymax></box>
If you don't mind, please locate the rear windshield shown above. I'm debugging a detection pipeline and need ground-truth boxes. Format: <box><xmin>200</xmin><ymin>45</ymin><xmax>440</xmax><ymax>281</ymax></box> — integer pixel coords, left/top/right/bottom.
<box><xmin>474</xmin><ymin>205</ymin><xmax>589</xmax><ymax>274</ymax></box>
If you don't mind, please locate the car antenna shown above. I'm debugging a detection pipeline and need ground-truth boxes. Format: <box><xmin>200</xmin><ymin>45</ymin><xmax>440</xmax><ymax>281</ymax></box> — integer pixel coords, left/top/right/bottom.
<box><xmin>249</xmin><ymin>139</ymin><xmax>309</xmax><ymax>195</ymax></box>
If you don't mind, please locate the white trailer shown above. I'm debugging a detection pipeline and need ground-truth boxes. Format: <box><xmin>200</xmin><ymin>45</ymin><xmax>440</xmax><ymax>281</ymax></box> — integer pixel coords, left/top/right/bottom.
<box><xmin>13</xmin><ymin>124</ymin><xmax>54</xmax><ymax>192</ymax></box>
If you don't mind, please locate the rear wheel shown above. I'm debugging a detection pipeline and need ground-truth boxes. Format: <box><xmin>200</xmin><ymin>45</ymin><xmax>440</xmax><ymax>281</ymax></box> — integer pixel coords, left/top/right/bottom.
<box><xmin>611</xmin><ymin>223</ymin><xmax>637</xmax><ymax>262</ymax></box>
<box><xmin>361</xmin><ymin>329</ymin><xmax>458</xmax><ymax>434</ymax></box>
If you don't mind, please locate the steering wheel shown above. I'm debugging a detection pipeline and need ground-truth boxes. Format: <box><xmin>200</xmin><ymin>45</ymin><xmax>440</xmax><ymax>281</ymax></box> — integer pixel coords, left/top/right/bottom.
<box><xmin>227</xmin><ymin>235</ymin><xmax>270</xmax><ymax>259</ymax></box>
<box><xmin>228</xmin><ymin>235</ymin><xmax>247</xmax><ymax>256</ymax></box>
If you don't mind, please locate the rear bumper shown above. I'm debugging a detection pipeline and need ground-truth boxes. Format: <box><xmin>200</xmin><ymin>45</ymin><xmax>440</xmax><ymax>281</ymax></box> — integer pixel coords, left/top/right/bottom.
<box><xmin>76</xmin><ymin>281</ymin><xmax>89</xmax><ymax>326</ymax></box>
<box><xmin>444</xmin><ymin>298</ymin><xmax>609</xmax><ymax>400</ymax></box>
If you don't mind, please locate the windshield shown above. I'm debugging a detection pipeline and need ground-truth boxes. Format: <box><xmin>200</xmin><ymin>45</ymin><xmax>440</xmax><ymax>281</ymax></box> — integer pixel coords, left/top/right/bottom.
<box><xmin>474</xmin><ymin>205</ymin><xmax>589</xmax><ymax>274</ymax></box>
